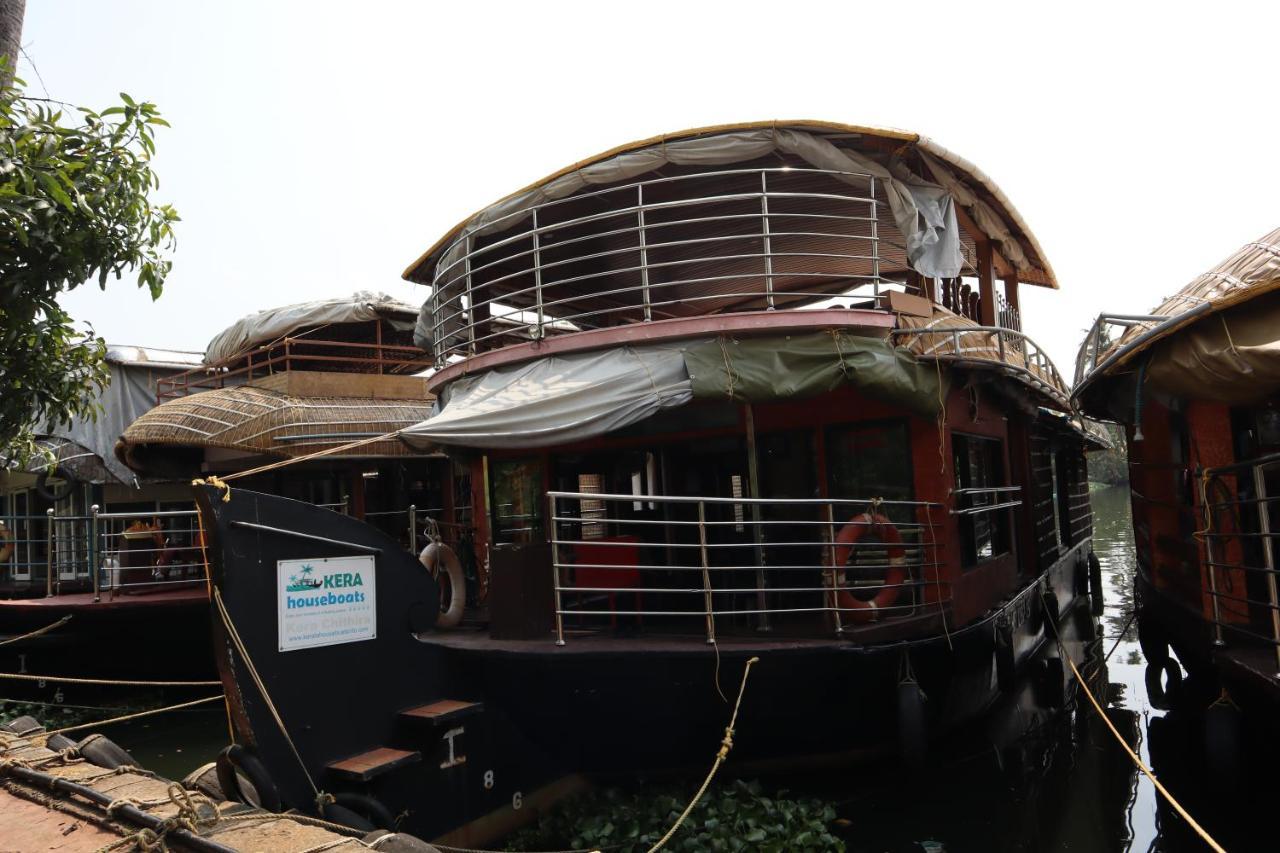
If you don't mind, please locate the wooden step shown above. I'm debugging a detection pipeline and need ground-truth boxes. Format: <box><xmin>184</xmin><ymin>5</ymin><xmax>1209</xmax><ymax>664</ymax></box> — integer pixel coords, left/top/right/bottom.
<box><xmin>399</xmin><ymin>699</ymin><xmax>484</xmax><ymax>727</ymax></box>
<box><xmin>326</xmin><ymin>747</ymin><xmax>420</xmax><ymax>782</ymax></box>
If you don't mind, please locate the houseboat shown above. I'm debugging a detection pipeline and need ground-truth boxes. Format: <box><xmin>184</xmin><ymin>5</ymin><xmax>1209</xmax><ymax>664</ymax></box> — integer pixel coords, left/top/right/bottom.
<box><xmin>1074</xmin><ymin>227</ymin><xmax>1280</xmax><ymax>716</ymax></box>
<box><xmin>0</xmin><ymin>345</ymin><xmax>213</xmax><ymax>681</ymax></box>
<box><xmin>195</xmin><ymin>121</ymin><xmax>1102</xmax><ymax>843</ymax></box>
<box><xmin>118</xmin><ymin>292</ymin><xmax>457</xmax><ymax>552</ymax></box>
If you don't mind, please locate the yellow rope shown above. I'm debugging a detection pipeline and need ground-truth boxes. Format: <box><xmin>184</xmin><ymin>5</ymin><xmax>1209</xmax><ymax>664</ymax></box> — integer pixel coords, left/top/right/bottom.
<box><xmin>220</xmin><ymin>431</ymin><xmax>400</xmax><ymax>482</ymax></box>
<box><xmin>40</xmin><ymin>695</ymin><xmax>225</xmax><ymax>738</ymax></box>
<box><xmin>644</xmin><ymin>656</ymin><xmax>759</xmax><ymax>853</ymax></box>
<box><xmin>0</xmin><ymin>671</ymin><xmax>219</xmax><ymax>687</ymax></box>
<box><xmin>0</xmin><ymin>614</ymin><xmax>72</xmax><ymax>647</ymax></box>
<box><xmin>212</xmin><ymin>586</ymin><xmax>323</xmax><ymax>801</ymax></box>
<box><xmin>1053</xmin><ymin>630</ymin><xmax>1226</xmax><ymax>852</ymax></box>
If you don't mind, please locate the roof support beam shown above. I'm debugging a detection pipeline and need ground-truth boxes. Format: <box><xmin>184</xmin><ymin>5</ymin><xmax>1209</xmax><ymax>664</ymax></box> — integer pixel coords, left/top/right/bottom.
<box><xmin>953</xmin><ymin>204</ymin><xmax>1014</xmax><ymax>278</ymax></box>
<box><xmin>977</xmin><ymin>239</ymin><xmax>997</xmax><ymax>327</ymax></box>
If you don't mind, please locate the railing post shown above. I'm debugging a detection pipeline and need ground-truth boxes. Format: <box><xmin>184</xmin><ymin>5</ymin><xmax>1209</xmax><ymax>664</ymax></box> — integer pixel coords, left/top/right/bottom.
<box><xmin>407</xmin><ymin>505</ymin><xmax>417</xmax><ymax>552</ymax></box>
<box><xmin>549</xmin><ymin>493</ymin><xmax>565</xmax><ymax>646</ymax></box>
<box><xmin>697</xmin><ymin>501</ymin><xmax>716</xmax><ymax>644</ymax></box>
<box><xmin>464</xmin><ymin>236</ymin><xmax>477</xmax><ymax>356</ymax></box>
<box><xmin>869</xmin><ymin>175</ymin><xmax>880</xmax><ymax>298</ymax></box>
<box><xmin>637</xmin><ymin>185</ymin><xmax>652</xmax><ymax>322</ymax></box>
<box><xmin>1251</xmin><ymin>465</ymin><xmax>1280</xmax><ymax>672</ymax></box>
<box><xmin>1199</xmin><ymin>473</ymin><xmax>1226</xmax><ymax>647</ymax></box>
<box><xmin>90</xmin><ymin>504</ymin><xmax>101</xmax><ymax>603</ymax></box>
<box><xmin>44</xmin><ymin>508</ymin><xmax>54</xmax><ymax>598</ymax></box>
<box><xmin>531</xmin><ymin>208</ymin><xmax>545</xmax><ymax>338</ymax></box>
<box><xmin>825</xmin><ymin>503</ymin><xmax>844</xmax><ymax>636</ymax></box>
<box><xmin>759</xmin><ymin>171</ymin><xmax>775</xmax><ymax>310</ymax></box>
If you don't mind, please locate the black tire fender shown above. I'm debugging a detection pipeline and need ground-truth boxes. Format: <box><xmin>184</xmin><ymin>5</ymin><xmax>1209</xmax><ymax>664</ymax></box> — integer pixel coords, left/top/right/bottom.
<box><xmin>35</xmin><ymin>471</ymin><xmax>75</xmax><ymax>503</ymax></box>
<box><xmin>325</xmin><ymin>792</ymin><xmax>396</xmax><ymax>831</ymax></box>
<box><xmin>78</xmin><ymin>733</ymin><xmax>138</xmax><ymax>770</ymax></box>
<box><xmin>1144</xmin><ymin>657</ymin><xmax>1183</xmax><ymax>710</ymax></box>
<box><xmin>215</xmin><ymin>743</ymin><xmax>281</xmax><ymax>813</ymax></box>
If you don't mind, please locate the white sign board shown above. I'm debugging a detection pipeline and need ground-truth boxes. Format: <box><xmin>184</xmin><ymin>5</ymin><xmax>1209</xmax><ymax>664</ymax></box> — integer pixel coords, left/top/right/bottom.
<box><xmin>277</xmin><ymin>555</ymin><xmax>377</xmax><ymax>652</ymax></box>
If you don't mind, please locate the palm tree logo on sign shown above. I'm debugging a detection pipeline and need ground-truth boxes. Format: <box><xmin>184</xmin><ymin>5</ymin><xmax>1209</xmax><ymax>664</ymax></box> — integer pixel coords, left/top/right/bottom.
<box><xmin>286</xmin><ymin>564</ymin><xmax>323</xmax><ymax>591</ymax></box>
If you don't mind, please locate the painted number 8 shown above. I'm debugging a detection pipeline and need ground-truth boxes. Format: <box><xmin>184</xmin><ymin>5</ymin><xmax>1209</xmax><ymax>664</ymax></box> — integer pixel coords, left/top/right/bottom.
<box><xmin>483</xmin><ymin>770</ymin><xmax>494</xmax><ymax>790</ymax></box>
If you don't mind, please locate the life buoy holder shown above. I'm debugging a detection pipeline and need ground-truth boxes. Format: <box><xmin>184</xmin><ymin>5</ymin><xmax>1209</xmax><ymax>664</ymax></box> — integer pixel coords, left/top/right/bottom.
<box><xmin>831</xmin><ymin>512</ymin><xmax>907</xmax><ymax>624</ymax></box>
<box><xmin>0</xmin><ymin>524</ymin><xmax>13</xmax><ymax>564</ymax></box>
<box><xmin>419</xmin><ymin>539</ymin><xmax>466</xmax><ymax>629</ymax></box>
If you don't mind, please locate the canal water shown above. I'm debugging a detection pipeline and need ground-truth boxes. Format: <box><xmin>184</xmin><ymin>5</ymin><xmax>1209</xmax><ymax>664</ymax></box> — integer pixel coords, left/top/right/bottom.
<box><xmin>7</xmin><ymin>485</ymin><xmax>1274</xmax><ymax>850</ymax></box>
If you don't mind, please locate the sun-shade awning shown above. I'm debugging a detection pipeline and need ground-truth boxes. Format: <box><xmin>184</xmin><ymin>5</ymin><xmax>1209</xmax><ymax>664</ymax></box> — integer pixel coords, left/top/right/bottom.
<box><xmin>398</xmin><ymin>332</ymin><xmax>943</xmax><ymax>450</ymax></box>
<box><xmin>399</xmin><ymin>346</ymin><xmax>693</xmax><ymax>450</ymax></box>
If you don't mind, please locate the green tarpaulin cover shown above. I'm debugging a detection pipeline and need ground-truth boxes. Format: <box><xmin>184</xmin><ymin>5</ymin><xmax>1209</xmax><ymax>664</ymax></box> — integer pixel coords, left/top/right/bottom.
<box><xmin>684</xmin><ymin>331</ymin><xmax>945</xmax><ymax>417</ymax></box>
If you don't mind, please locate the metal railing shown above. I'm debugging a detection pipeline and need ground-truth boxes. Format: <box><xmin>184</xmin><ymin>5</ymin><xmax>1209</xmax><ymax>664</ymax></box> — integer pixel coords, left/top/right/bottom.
<box><xmin>426</xmin><ymin>166</ymin><xmax>898</xmax><ymax>362</ymax></box>
<box><xmin>547</xmin><ymin>491</ymin><xmax>947</xmax><ymax>645</ymax></box>
<box><xmin>891</xmin><ymin>325</ymin><xmax>1070</xmax><ymax>404</ymax></box>
<box><xmin>156</xmin><ymin>332</ymin><xmax>432</xmax><ymax>402</ymax></box>
<box><xmin>1197</xmin><ymin>453</ymin><xmax>1280</xmax><ymax>672</ymax></box>
<box><xmin>0</xmin><ymin>508</ymin><xmax>206</xmax><ymax>601</ymax></box>
<box><xmin>1073</xmin><ymin>313</ymin><xmax>1169</xmax><ymax>388</ymax></box>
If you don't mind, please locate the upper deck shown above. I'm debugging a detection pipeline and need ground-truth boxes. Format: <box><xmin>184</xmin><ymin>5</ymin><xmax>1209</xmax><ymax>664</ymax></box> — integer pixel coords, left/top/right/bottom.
<box><xmin>403</xmin><ymin>121</ymin><xmax>1067</xmax><ymax>403</ymax></box>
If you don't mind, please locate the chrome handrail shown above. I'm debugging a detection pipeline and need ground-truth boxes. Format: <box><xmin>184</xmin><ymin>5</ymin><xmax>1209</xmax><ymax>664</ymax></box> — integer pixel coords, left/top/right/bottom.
<box><xmin>426</xmin><ymin>166</ymin><xmax>894</xmax><ymax>362</ymax></box>
<box><xmin>891</xmin><ymin>325</ymin><xmax>1070</xmax><ymax>403</ymax></box>
<box><xmin>546</xmin><ymin>490</ymin><xmax>946</xmax><ymax>645</ymax></box>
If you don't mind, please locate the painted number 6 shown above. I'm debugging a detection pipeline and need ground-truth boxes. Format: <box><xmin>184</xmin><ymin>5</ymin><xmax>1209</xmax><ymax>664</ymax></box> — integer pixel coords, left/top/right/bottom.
<box><xmin>512</xmin><ymin>791</ymin><xmax>523</xmax><ymax>810</ymax></box>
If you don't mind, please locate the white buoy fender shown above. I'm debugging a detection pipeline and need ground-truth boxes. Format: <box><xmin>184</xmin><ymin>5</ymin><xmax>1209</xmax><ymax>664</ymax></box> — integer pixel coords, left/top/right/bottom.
<box><xmin>419</xmin><ymin>540</ymin><xmax>466</xmax><ymax>629</ymax></box>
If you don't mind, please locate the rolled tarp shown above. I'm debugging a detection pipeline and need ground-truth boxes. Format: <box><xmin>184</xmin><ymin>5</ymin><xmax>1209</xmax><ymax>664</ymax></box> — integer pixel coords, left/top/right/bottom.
<box><xmin>399</xmin><ymin>332</ymin><xmax>944</xmax><ymax>450</ymax></box>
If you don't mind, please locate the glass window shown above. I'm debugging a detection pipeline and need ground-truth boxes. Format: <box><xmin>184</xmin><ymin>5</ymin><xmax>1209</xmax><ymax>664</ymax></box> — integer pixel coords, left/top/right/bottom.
<box><xmin>825</xmin><ymin>421</ymin><xmax>914</xmax><ymax>521</ymax></box>
<box><xmin>491</xmin><ymin>458</ymin><xmax>543</xmax><ymax>544</ymax></box>
<box><xmin>953</xmin><ymin>433</ymin><xmax>1011</xmax><ymax>567</ymax></box>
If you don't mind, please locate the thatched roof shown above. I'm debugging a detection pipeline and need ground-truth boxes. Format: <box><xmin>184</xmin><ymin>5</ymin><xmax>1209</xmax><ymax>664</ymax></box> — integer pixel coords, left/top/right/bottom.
<box><xmin>1074</xmin><ymin>227</ymin><xmax>1280</xmax><ymax>405</ymax></box>
<box><xmin>402</xmin><ymin>119</ymin><xmax>1057</xmax><ymax>290</ymax></box>
<box><xmin>117</xmin><ymin>385</ymin><xmax>434</xmax><ymax>477</ymax></box>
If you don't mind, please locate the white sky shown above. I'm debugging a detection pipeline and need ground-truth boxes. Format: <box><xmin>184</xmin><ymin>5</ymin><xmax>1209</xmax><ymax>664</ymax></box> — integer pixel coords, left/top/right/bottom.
<box><xmin>21</xmin><ymin>1</ymin><xmax>1279</xmax><ymax>376</ymax></box>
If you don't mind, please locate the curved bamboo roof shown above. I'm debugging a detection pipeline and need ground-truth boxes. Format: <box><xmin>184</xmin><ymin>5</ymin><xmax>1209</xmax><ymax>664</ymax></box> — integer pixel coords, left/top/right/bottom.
<box><xmin>1074</xmin><ymin>227</ymin><xmax>1280</xmax><ymax>400</ymax></box>
<box><xmin>402</xmin><ymin>119</ymin><xmax>1057</xmax><ymax>290</ymax></box>
<box><xmin>116</xmin><ymin>385</ymin><xmax>434</xmax><ymax>477</ymax></box>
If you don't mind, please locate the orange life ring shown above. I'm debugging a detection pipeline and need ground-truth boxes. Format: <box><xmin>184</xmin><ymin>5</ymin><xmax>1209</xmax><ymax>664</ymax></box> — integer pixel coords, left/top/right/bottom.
<box><xmin>0</xmin><ymin>524</ymin><xmax>13</xmax><ymax>564</ymax></box>
<box><xmin>831</xmin><ymin>512</ymin><xmax>906</xmax><ymax>623</ymax></box>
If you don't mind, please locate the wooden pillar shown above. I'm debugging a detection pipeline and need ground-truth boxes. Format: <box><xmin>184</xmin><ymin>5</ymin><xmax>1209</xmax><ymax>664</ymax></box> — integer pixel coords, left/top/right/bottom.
<box><xmin>976</xmin><ymin>239</ymin><xmax>997</xmax><ymax>327</ymax></box>
<box><xmin>1003</xmin><ymin>273</ymin><xmax>1020</xmax><ymax>315</ymax></box>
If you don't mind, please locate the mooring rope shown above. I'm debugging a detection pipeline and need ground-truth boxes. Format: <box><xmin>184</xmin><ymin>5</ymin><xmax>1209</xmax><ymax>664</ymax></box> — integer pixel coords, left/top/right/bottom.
<box><xmin>0</xmin><ymin>614</ymin><xmax>73</xmax><ymax>647</ymax></box>
<box><xmin>0</xmin><ymin>671</ymin><xmax>220</xmax><ymax>687</ymax></box>
<box><xmin>218</xmin><ymin>431</ymin><xmax>400</xmax><ymax>482</ymax></box>
<box><xmin>41</xmin><ymin>695</ymin><xmax>225</xmax><ymax>738</ymax></box>
<box><xmin>644</xmin><ymin>656</ymin><xmax>759</xmax><ymax>853</ymax></box>
<box><xmin>1047</xmin><ymin>620</ymin><xmax>1225</xmax><ymax>852</ymax></box>
<box><xmin>212</xmin><ymin>587</ymin><xmax>324</xmax><ymax>805</ymax></box>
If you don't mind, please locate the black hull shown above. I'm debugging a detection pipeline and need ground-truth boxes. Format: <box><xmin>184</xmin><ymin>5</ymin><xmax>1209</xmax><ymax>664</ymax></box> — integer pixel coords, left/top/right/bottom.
<box><xmin>0</xmin><ymin>594</ymin><xmax>215</xmax><ymax>697</ymax></box>
<box><xmin>196</xmin><ymin>485</ymin><xmax>1092</xmax><ymax>845</ymax></box>
<box><xmin>1136</xmin><ymin>567</ymin><xmax>1280</xmax><ymax>715</ymax></box>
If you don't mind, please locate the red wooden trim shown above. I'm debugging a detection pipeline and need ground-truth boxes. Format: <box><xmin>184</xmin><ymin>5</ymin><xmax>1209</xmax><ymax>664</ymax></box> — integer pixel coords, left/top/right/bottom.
<box><xmin>426</xmin><ymin>309</ymin><xmax>895</xmax><ymax>394</ymax></box>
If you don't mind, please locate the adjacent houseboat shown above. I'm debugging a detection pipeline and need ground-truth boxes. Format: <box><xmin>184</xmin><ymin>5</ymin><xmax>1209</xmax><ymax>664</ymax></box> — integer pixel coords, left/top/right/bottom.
<box><xmin>1074</xmin><ymin>227</ymin><xmax>1280</xmax><ymax>715</ymax></box>
<box><xmin>0</xmin><ymin>345</ymin><xmax>213</xmax><ymax>682</ymax></box>
<box><xmin>196</xmin><ymin>121</ymin><xmax>1101</xmax><ymax>844</ymax></box>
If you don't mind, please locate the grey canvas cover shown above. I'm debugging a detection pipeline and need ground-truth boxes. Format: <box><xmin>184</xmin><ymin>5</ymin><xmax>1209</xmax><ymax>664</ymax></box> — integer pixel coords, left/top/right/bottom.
<box><xmin>205</xmin><ymin>291</ymin><xmax>419</xmax><ymax>366</ymax></box>
<box><xmin>30</xmin><ymin>346</ymin><xmax>201</xmax><ymax>485</ymax></box>
<box><xmin>432</xmin><ymin>128</ymin><xmax>966</xmax><ymax>283</ymax></box>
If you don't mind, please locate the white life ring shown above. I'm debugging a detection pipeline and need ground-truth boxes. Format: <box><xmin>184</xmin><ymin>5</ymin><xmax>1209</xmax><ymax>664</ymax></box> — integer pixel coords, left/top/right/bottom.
<box><xmin>419</xmin><ymin>540</ymin><xmax>466</xmax><ymax>629</ymax></box>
